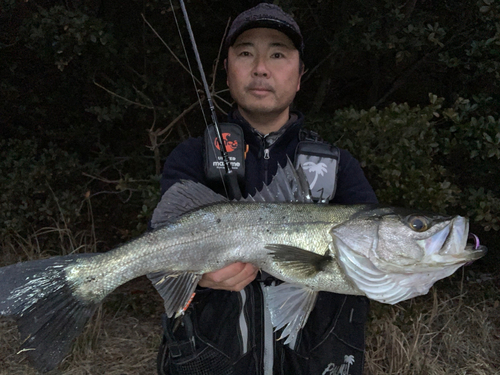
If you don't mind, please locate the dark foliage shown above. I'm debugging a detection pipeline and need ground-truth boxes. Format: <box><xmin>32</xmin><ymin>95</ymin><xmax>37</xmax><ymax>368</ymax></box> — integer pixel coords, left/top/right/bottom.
<box><xmin>0</xmin><ymin>0</ymin><xmax>498</xmax><ymax>264</ymax></box>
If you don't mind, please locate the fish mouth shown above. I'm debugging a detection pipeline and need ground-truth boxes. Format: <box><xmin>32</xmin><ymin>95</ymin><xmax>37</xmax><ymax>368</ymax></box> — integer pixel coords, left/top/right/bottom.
<box><xmin>464</xmin><ymin>233</ymin><xmax>488</xmax><ymax>264</ymax></box>
<box><xmin>423</xmin><ymin>216</ymin><xmax>487</xmax><ymax>263</ymax></box>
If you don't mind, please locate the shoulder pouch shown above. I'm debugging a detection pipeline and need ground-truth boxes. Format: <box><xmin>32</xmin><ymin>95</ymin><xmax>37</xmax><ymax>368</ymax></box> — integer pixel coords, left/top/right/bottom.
<box><xmin>294</xmin><ymin>140</ymin><xmax>340</xmax><ymax>203</ymax></box>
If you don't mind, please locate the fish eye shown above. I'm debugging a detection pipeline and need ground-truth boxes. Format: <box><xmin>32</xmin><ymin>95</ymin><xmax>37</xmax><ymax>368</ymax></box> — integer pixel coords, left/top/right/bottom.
<box><xmin>407</xmin><ymin>216</ymin><xmax>429</xmax><ymax>232</ymax></box>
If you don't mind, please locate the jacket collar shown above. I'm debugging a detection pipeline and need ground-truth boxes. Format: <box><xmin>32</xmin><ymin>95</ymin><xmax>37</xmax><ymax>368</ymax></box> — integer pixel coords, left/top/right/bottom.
<box><xmin>227</xmin><ymin>108</ymin><xmax>304</xmax><ymax>147</ymax></box>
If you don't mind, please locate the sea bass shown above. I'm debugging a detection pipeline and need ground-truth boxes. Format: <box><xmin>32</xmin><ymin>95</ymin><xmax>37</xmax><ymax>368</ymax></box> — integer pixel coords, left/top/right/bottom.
<box><xmin>0</xmin><ymin>163</ymin><xmax>486</xmax><ymax>373</ymax></box>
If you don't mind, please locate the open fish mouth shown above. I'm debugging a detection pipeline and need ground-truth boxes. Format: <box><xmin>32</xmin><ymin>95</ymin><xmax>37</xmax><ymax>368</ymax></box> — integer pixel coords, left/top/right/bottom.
<box><xmin>421</xmin><ymin>216</ymin><xmax>485</xmax><ymax>263</ymax></box>
<box><xmin>424</xmin><ymin>216</ymin><xmax>467</xmax><ymax>257</ymax></box>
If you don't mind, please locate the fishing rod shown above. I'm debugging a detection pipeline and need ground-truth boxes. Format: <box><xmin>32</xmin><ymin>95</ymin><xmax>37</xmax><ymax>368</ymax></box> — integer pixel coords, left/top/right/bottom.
<box><xmin>178</xmin><ymin>0</ymin><xmax>243</xmax><ymax>200</ymax></box>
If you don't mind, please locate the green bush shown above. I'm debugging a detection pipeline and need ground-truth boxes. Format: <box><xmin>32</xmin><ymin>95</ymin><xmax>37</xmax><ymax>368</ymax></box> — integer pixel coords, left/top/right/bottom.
<box><xmin>0</xmin><ymin>137</ymin><xmax>161</xmax><ymax>254</ymax></box>
<box><xmin>0</xmin><ymin>138</ymin><xmax>93</xmax><ymax>252</ymax></box>
<box><xmin>1</xmin><ymin>0</ymin><xmax>498</xmax><ymax>263</ymax></box>
<box><xmin>310</xmin><ymin>94</ymin><xmax>500</xmax><ymax>234</ymax></box>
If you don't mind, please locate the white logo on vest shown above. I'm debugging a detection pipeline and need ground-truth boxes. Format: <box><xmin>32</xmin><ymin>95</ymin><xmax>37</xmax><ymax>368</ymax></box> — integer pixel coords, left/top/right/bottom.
<box><xmin>321</xmin><ymin>354</ymin><xmax>355</xmax><ymax>375</ymax></box>
<box><xmin>302</xmin><ymin>161</ymin><xmax>328</xmax><ymax>189</ymax></box>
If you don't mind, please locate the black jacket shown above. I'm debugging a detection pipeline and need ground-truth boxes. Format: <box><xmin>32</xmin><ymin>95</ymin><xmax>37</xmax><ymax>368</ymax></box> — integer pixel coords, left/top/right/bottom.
<box><xmin>157</xmin><ymin>110</ymin><xmax>377</xmax><ymax>375</ymax></box>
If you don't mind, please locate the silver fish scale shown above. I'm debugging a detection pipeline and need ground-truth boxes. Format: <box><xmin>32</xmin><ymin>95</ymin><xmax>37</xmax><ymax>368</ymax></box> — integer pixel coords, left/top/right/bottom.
<box><xmin>67</xmin><ymin>202</ymin><xmax>363</xmax><ymax>302</ymax></box>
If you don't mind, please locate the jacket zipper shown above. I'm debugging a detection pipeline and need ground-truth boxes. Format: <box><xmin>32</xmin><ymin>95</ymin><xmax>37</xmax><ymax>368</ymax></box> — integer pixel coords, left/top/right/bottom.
<box><xmin>259</xmin><ymin>136</ymin><xmax>271</xmax><ymax>184</ymax></box>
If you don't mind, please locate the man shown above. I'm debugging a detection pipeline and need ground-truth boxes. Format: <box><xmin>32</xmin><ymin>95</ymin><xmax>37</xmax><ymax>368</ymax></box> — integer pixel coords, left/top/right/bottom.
<box><xmin>157</xmin><ymin>3</ymin><xmax>377</xmax><ymax>374</ymax></box>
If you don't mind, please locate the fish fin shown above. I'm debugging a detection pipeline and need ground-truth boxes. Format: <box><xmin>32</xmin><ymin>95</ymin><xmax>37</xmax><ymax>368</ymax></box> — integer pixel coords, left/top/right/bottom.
<box><xmin>242</xmin><ymin>158</ymin><xmax>313</xmax><ymax>204</ymax></box>
<box><xmin>266</xmin><ymin>244</ymin><xmax>333</xmax><ymax>278</ymax></box>
<box><xmin>151</xmin><ymin>181</ymin><xmax>228</xmax><ymax>229</ymax></box>
<box><xmin>153</xmin><ymin>158</ymin><xmax>311</xmax><ymax>227</ymax></box>
<box><xmin>147</xmin><ymin>271</ymin><xmax>202</xmax><ymax>317</ymax></box>
<box><xmin>333</xmin><ymin>237</ymin><xmax>462</xmax><ymax>304</ymax></box>
<box><xmin>0</xmin><ymin>255</ymin><xmax>99</xmax><ymax>373</ymax></box>
<box><xmin>263</xmin><ymin>283</ymin><xmax>318</xmax><ymax>347</ymax></box>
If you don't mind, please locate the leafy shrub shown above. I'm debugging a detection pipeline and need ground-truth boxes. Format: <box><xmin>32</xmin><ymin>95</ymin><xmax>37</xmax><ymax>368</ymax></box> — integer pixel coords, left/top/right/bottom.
<box><xmin>0</xmin><ymin>137</ymin><xmax>161</xmax><ymax>255</ymax></box>
<box><xmin>310</xmin><ymin>94</ymin><xmax>500</xmax><ymax>235</ymax></box>
<box><xmin>0</xmin><ymin>138</ymin><xmax>93</xmax><ymax>252</ymax></box>
<box><xmin>1</xmin><ymin>0</ymin><xmax>498</xmax><ymax>262</ymax></box>
<box><xmin>20</xmin><ymin>5</ymin><xmax>117</xmax><ymax>71</ymax></box>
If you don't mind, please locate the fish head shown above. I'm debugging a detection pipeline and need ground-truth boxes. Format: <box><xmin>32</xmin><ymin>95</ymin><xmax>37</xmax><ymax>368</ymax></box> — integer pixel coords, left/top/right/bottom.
<box><xmin>330</xmin><ymin>206</ymin><xmax>487</xmax><ymax>304</ymax></box>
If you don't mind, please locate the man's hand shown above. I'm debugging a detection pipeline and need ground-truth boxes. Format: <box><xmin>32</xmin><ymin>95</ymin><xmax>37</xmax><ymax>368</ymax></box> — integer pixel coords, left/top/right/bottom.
<box><xmin>199</xmin><ymin>262</ymin><xmax>259</xmax><ymax>292</ymax></box>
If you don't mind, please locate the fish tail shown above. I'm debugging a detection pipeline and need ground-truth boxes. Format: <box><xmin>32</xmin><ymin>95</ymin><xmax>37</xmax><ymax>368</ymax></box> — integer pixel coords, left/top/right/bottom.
<box><xmin>0</xmin><ymin>254</ymin><xmax>100</xmax><ymax>373</ymax></box>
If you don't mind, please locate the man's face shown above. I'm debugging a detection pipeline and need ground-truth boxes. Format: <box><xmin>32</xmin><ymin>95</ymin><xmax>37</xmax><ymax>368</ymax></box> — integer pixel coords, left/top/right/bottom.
<box><xmin>226</xmin><ymin>28</ymin><xmax>302</xmax><ymax>121</ymax></box>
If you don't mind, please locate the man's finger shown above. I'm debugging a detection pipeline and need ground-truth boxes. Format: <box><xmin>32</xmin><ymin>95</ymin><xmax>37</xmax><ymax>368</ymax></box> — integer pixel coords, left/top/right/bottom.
<box><xmin>199</xmin><ymin>262</ymin><xmax>259</xmax><ymax>291</ymax></box>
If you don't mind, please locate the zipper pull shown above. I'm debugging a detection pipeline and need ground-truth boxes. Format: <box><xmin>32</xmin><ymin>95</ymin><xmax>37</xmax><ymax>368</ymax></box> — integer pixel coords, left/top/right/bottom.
<box><xmin>263</xmin><ymin>149</ymin><xmax>270</xmax><ymax>159</ymax></box>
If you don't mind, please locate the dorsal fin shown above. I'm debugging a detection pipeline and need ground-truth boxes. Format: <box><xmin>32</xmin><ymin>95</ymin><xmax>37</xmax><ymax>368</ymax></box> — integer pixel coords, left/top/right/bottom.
<box><xmin>150</xmin><ymin>180</ymin><xmax>228</xmax><ymax>229</ymax></box>
<box><xmin>151</xmin><ymin>157</ymin><xmax>312</xmax><ymax>229</ymax></box>
<box><xmin>242</xmin><ymin>158</ymin><xmax>313</xmax><ymax>204</ymax></box>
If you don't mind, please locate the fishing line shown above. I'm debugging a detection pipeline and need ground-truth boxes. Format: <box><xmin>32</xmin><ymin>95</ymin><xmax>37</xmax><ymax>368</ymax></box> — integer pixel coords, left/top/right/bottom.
<box><xmin>168</xmin><ymin>0</ymin><xmax>232</xmax><ymax>197</ymax></box>
<box><xmin>168</xmin><ymin>0</ymin><xmax>207</xmax><ymax>123</ymax></box>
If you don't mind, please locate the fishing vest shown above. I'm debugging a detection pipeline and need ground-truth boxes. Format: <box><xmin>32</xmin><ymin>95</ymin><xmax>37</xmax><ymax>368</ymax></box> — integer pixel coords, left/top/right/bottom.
<box><xmin>204</xmin><ymin>123</ymin><xmax>340</xmax><ymax>203</ymax></box>
<box><xmin>158</xmin><ymin>125</ymin><xmax>367</xmax><ymax>375</ymax></box>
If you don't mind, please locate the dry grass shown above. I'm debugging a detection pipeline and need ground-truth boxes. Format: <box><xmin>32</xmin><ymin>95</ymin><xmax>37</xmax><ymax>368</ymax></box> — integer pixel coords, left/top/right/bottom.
<box><xmin>0</xmin><ymin>227</ymin><xmax>164</xmax><ymax>375</ymax></box>
<box><xmin>0</xmin><ymin>277</ymin><xmax>164</xmax><ymax>375</ymax></box>
<box><xmin>2</xmin><ymin>273</ymin><xmax>498</xmax><ymax>375</ymax></box>
<box><xmin>364</xmin><ymin>273</ymin><xmax>500</xmax><ymax>375</ymax></box>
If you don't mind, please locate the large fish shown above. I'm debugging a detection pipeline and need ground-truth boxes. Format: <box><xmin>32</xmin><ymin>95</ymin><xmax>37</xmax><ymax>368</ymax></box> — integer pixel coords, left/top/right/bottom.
<box><xmin>0</xmin><ymin>163</ymin><xmax>486</xmax><ymax>373</ymax></box>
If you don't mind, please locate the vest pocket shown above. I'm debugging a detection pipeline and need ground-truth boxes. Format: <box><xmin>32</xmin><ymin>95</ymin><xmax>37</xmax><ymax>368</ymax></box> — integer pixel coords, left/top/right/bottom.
<box><xmin>159</xmin><ymin>289</ymin><xmax>257</xmax><ymax>375</ymax></box>
<box><xmin>277</xmin><ymin>293</ymin><xmax>369</xmax><ymax>375</ymax></box>
<box><xmin>166</xmin><ymin>344</ymin><xmax>234</xmax><ymax>375</ymax></box>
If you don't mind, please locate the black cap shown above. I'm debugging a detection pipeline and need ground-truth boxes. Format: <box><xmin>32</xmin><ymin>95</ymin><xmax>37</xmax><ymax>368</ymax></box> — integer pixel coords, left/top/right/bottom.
<box><xmin>225</xmin><ymin>3</ymin><xmax>304</xmax><ymax>57</ymax></box>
